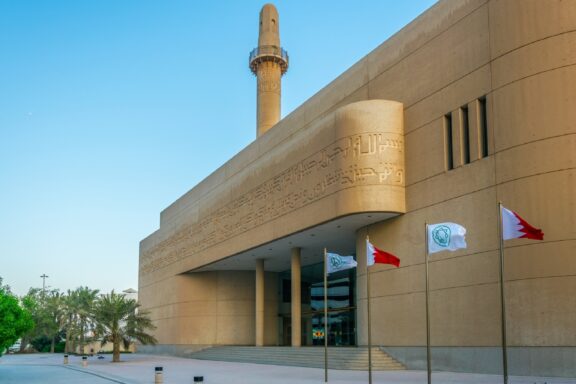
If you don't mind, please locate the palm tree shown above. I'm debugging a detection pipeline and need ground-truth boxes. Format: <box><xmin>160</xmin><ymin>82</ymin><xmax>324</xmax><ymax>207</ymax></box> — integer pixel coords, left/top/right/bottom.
<box><xmin>62</xmin><ymin>289</ymin><xmax>79</xmax><ymax>354</ymax></box>
<box><xmin>61</xmin><ymin>287</ymin><xmax>98</xmax><ymax>354</ymax></box>
<box><xmin>93</xmin><ymin>291</ymin><xmax>157</xmax><ymax>362</ymax></box>
<box><xmin>20</xmin><ymin>288</ymin><xmax>65</xmax><ymax>353</ymax></box>
<box><xmin>74</xmin><ymin>287</ymin><xmax>99</xmax><ymax>354</ymax></box>
<box><xmin>43</xmin><ymin>290</ymin><xmax>65</xmax><ymax>353</ymax></box>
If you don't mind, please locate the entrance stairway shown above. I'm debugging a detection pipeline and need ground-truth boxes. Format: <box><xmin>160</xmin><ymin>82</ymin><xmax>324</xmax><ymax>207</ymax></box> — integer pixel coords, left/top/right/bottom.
<box><xmin>190</xmin><ymin>346</ymin><xmax>405</xmax><ymax>370</ymax></box>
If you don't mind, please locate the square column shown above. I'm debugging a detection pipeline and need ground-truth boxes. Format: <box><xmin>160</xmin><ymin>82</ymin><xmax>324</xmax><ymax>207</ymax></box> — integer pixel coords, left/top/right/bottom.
<box><xmin>255</xmin><ymin>258</ymin><xmax>265</xmax><ymax>346</ymax></box>
<box><xmin>291</xmin><ymin>248</ymin><xmax>301</xmax><ymax>347</ymax></box>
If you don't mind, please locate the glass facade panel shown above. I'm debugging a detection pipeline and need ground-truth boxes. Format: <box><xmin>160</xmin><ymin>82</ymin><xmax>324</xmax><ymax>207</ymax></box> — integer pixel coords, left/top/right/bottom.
<box><xmin>279</xmin><ymin>261</ymin><xmax>356</xmax><ymax>346</ymax></box>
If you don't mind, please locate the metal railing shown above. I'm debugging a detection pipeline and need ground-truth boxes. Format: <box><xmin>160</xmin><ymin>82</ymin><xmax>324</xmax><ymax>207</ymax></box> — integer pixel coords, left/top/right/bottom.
<box><xmin>249</xmin><ymin>45</ymin><xmax>289</xmax><ymax>73</ymax></box>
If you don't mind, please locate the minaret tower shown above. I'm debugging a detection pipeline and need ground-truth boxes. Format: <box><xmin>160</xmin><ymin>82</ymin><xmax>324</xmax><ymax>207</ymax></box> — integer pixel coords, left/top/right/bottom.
<box><xmin>249</xmin><ymin>4</ymin><xmax>288</xmax><ymax>137</ymax></box>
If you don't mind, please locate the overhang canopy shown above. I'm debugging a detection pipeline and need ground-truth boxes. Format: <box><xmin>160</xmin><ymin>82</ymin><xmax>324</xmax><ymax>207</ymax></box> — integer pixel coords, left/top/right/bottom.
<box><xmin>140</xmin><ymin>100</ymin><xmax>405</xmax><ymax>282</ymax></box>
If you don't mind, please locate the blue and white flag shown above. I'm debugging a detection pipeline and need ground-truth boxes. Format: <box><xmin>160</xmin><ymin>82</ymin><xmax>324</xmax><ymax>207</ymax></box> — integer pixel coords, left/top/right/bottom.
<box><xmin>326</xmin><ymin>253</ymin><xmax>357</xmax><ymax>274</ymax></box>
<box><xmin>427</xmin><ymin>222</ymin><xmax>467</xmax><ymax>254</ymax></box>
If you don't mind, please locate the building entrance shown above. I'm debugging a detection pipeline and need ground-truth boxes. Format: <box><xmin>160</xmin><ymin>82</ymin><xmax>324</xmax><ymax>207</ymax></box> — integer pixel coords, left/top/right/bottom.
<box><xmin>279</xmin><ymin>262</ymin><xmax>356</xmax><ymax>346</ymax></box>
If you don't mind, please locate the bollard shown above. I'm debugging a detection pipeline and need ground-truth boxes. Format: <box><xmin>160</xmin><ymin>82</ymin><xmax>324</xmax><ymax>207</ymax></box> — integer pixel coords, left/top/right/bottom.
<box><xmin>82</xmin><ymin>356</ymin><xmax>88</xmax><ymax>367</ymax></box>
<box><xmin>63</xmin><ymin>354</ymin><xmax>69</xmax><ymax>364</ymax></box>
<box><xmin>155</xmin><ymin>366</ymin><xmax>163</xmax><ymax>384</ymax></box>
<box><xmin>193</xmin><ymin>376</ymin><xmax>204</xmax><ymax>383</ymax></box>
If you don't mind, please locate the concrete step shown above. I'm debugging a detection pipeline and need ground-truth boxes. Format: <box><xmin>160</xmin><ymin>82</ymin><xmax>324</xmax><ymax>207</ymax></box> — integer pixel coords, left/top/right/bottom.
<box><xmin>190</xmin><ymin>346</ymin><xmax>405</xmax><ymax>370</ymax></box>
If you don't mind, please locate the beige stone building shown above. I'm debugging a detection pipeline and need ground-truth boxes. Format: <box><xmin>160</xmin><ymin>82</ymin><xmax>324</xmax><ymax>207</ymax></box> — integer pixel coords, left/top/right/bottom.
<box><xmin>139</xmin><ymin>0</ymin><xmax>576</xmax><ymax>376</ymax></box>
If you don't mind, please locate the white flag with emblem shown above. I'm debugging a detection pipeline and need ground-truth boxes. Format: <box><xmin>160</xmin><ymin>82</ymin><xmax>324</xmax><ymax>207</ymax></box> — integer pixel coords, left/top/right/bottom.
<box><xmin>326</xmin><ymin>253</ymin><xmax>358</xmax><ymax>274</ymax></box>
<box><xmin>427</xmin><ymin>222</ymin><xmax>467</xmax><ymax>254</ymax></box>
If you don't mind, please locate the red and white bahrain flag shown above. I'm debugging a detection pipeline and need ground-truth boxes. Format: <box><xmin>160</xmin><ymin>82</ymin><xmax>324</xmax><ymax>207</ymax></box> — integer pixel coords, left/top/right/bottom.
<box><xmin>501</xmin><ymin>205</ymin><xmax>544</xmax><ymax>240</ymax></box>
<box><xmin>366</xmin><ymin>240</ymin><xmax>400</xmax><ymax>267</ymax></box>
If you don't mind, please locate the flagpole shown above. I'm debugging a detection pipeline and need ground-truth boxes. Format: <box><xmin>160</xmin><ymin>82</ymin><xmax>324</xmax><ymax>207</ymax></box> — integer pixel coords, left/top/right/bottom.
<box><xmin>497</xmin><ymin>203</ymin><xmax>509</xmax><ymax>384</ymax></box>
<box><xmin>323</xmin><ymin>248</ymin><xmax>328</xmax><ymax>383</ymax></box>
<box><xmin>366</xmin><ymin>236</ymin><xmax>373</xmax><ymax>384</ymax></box>
<box><xmin>425</xmin><ymin>223</ymin><xmax>432</xmax><ymax>384</ymax></box>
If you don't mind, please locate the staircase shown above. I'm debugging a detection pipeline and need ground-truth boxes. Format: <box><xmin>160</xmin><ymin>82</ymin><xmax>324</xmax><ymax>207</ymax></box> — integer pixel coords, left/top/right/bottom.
<box><xmin>190</xmin><ymin>346</ymin><xmax>404</xmax><ymax>370</ymax></box>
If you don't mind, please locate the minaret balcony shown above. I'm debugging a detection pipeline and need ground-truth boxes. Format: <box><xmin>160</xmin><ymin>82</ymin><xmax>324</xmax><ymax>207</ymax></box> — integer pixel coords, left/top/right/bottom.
<box><xmin>249</xmin><ymin>45</ymin><xmax>289</xmax><ymax>74</ymax></box>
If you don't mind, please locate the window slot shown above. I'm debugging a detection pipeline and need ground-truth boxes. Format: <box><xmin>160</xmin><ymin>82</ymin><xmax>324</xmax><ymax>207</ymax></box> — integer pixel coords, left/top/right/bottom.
<box><xmin>461</xmin><ymin>105</ymin><xmax>470</xmax><ymax>164</ymax></box>
<box><xmin>445</xmin><ymin>113</ymin><xmax>454</xmax><ymax>170</ymax></box>
<box><xmin>479</xmin><ymin>97</ymin><xmax>488</xmax><ymax>158</ymax></box>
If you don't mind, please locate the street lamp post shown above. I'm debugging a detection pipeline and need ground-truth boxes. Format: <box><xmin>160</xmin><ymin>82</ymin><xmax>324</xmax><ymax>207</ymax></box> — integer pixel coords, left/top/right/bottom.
<box><xmin>40</xmin><ymin>274</ymin><xmax>49</xmax><ymax>294</ymax></box>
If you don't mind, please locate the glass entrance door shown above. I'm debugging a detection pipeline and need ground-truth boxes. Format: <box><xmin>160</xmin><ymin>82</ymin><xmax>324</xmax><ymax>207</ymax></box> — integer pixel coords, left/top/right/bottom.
<box><xmin>279</xmin><ymin>262</ymin><xmax>356</xmax><ymax>346</ymax></box>
<box><xmin>309</xmin><ymin>310</ymin><xmax>355</xmax><ymax>346</ymax></box>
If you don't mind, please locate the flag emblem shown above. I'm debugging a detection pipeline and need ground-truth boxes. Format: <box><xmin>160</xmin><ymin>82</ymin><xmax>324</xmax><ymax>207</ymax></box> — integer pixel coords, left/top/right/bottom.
<box><xmin>326</xmin><ymin>252</ymin><xmax>357</xmax><ymax>274</ymax></box>
<box><xmin>329</xmin><ymin>254</ymin><xmax>344</xmax><ymax>270</ymax></box>
<box><xmin>427</xmin><ymin>222</ymin><xmax>467</xmax><ymax>254</ymax></box>
<box><xmin>431</xmin><ymin>225</ymin><xmax>451</xmax><ymax>247</ymax></box>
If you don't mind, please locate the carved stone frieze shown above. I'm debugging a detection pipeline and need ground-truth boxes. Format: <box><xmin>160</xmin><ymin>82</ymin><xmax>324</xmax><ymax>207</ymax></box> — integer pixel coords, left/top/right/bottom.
<box><xmin>141</xmin><ymin>103</ymin><xmax>405</xmax><ymax>275</ymax></box>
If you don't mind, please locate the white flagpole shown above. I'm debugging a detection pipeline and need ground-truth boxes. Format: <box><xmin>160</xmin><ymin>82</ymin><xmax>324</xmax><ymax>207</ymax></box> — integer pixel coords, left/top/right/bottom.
<box><xmin>425</xmin><ymin>223</ymin><xmax>432</xmax><ymax>384</ymax></box>
<box><xmin>324</xmin><ymin>248</ymin><xmax>328</xmax><ymax>383</ymax></box>
<box><xmin>366</xmin><ymin>236</ymin><xmax>373</xmax><ymax>384</ymax></box>
<box><xmin>497</xmin><ymin>203</ymin><xmax>509</xmax><ymax>384</ymax></box>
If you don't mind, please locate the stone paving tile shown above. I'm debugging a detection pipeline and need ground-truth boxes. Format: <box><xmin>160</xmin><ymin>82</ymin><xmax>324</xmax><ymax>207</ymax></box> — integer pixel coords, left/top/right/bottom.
<box><xmin>0</xmin><ymin>364</ymin><xmax>116</xmax><ymax>384</ymax></box>
<box><xmin>1</xmin><ymin>353</ymin><xmax>575</xmax><ymax>384</ymax></box>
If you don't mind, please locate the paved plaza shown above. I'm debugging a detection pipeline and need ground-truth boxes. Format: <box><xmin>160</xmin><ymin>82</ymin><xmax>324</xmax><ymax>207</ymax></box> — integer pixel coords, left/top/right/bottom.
<box><xmin>0</xmin><ymin>353</ymin><xmax>575</xmax><ymax>384</ymax></box>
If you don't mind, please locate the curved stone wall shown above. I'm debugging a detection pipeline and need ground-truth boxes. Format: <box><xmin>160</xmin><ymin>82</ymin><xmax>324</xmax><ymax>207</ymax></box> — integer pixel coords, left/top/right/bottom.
<box><xmin>354</xmin><ymin>0</ymin><xmax>576</xmax><ymax>376</ymax></box>
<box><xmin>140</xmin><ymin>100</ymin><xmax>405</xmax><ymax>285</ymax></box>
<box><xmin>490</xmin><ymin>0</ymin><xmax>576</xmax><ymax>352</ymax></box>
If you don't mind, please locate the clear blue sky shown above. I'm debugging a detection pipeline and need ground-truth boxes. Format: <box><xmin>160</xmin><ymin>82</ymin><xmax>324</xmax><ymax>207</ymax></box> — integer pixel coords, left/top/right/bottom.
<box><xmin>0</xmin><ymin>0</ymin><xmax>436</xmax><ymax>296</ymax></box>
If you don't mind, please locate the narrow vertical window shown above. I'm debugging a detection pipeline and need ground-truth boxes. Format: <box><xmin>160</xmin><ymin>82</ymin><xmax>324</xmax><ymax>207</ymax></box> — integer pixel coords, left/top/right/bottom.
<box><xmin>479</xmin><ymin>97</ymin><xmax>488</xmax><ymax>158</ymax></box>
<box><xmin>461</xmin><ymin>105</ymin><xmax>470</xmax><ymax>164</ymax></box>
<box><xmin>445</xmin><ymin>113</ymin><xmax>454</xmax><ymax>170</ymax></box>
